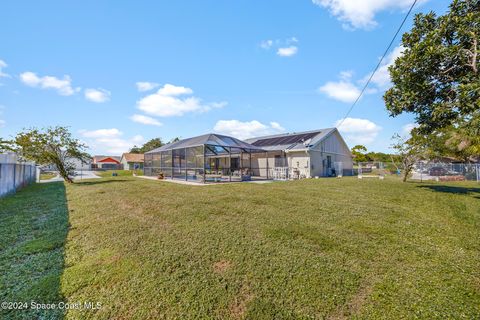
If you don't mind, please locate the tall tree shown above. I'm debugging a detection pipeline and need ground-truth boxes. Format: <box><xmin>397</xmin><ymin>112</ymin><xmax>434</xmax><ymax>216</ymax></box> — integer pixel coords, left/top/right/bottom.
<box><xmin>385</xmin><ymin>0</ymin><xmax>479</xmax><ymax>144</ymax></box>
<box><xmin>13</xmin><ymin>126</ymin><xmax>90</xmax><ymax>183</ymax></box>
<box><xmin>351</xmin><ymin>145</ymin><xmax>369</xmax><ymax>163</ymax></box>
<box><xmin>130</xmin><ymin>138</ymin><xmax>164</xmax><ymax>153</ymax></box>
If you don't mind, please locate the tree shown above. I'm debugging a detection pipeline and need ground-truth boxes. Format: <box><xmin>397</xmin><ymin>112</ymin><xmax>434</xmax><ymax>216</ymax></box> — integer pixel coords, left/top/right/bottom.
<box><xmin>12</xmin><ymin>126</ymin><xmax>90</xmax><ymax>183</ymax></box>
<box><xmin>130</xmin><ymin>138</ymin><xmax>164</xmax><ymax>154</ymax></box>
<box><xmin>351</xmin><ymin>145</ymin><xmax>369</xmax><ymax>163</ymax></box>
<box><xmin>391</xmin><ymin>134</ymin><xmax>427</xmax><ymax>182</ymax></box>
<box><xmin>169</xmin><ymin>137</ymin><xmax>181</xmax><ymax>144</ymax></box>
<box><xmin>0</xmin><ymin>138</ymin><xmax>14</xmax><ymax>152</ymax></box>
<box><xmin>385</xmin><ymin>0</ymin><xmax>479</xmax><ymax>146</ymax></box>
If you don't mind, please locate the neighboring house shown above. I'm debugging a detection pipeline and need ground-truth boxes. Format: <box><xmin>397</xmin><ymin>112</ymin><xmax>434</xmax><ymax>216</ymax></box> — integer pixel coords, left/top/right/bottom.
<box><xmin>41</xmin><ymin>157</ymin><xmax>91</xmax><ymax>171</ymax></box>
<box><xmin>245</xmin><ymin>128</ymin><xmax>353</xmax><ymax>178</ymax></box>
<box><xmin>143</xmin><ymin>128</ymin><xmax>353</xmax><ymax>183</ymax></box>
<box><xmin>121</xmin><ymin>153</ymin><xmax>144</xmax><ymax>170</ymax></box>
<box><xmin>92</xmin><ymin>155</ymin><xmax>122</xmax><ymax>169</ymax></box>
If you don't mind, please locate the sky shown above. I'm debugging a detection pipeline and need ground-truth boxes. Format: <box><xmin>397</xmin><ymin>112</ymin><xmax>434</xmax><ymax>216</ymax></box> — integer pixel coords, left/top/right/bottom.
<box><xmin>0</xmin><ymin>0</ymin><xmax>450</xmax><ymax>155</ymax></box>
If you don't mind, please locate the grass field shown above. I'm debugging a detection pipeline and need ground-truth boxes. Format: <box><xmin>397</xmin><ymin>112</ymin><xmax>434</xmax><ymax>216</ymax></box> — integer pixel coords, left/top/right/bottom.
<box><xmin>39</xmin><ymin>172</ymin><xmax>57</xmax><ymax>180</ymax></box>
<box><xmin>95</xmin><ymin>169</ymin><xmax>143</xmax><ymax>178</ymax></box>
<box><xmin>1</xmin><ymin>176</ymin><xmax>479</xmax><ymax>319</ymax></box>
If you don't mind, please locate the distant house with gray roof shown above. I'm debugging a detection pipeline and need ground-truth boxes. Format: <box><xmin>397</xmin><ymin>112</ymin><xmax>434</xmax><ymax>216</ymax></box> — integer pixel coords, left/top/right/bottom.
<box><xmin>245</xmin><ymin>128</ymin><xmax>353</xmax><ymax>178</ymax></box>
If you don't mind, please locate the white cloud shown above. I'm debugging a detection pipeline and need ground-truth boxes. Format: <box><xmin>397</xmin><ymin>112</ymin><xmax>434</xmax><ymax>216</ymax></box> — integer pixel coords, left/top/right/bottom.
<box><xmin>260</xmin><ymin>38</ymin><xmax>299</xmax><ymax>56</ymax></box>
<box><xmin>79</xmin><ymin>128</ymin><xmax>122</xmax><ymax>139</ymax></box>
<box><xmin>318</xmin><ymin>78</ymin><xmax>361</xmax><ymax>103</ymax></box>
<box><xmin>312</xmin><ymin>0</ymin><xmax>428</xmax><ymax>30</ymax></box>
<box><xmin>213</xmin><ymin>120</ymin><xmax>286</xmax><ymax>140</ymax></box>
<box><xmin>79</xmin><ymin>128</ymin><xmax>144</xmax><ymax>154</ymax></box>
<box><xmin>137</xmin><ymin>83</ymin><xmax>226</xmax><ymax>117</ymax></box>
<box><xmin>19</xmin><ymin>71</ymin><xmax>80</xmax><ymax>96</ymax></box>
<box><xmin>277</xmin><ymin>46</ymin><xmax>298</xmax><ymax>57</ymax></box>
<box><xmin>260</xmin><ymin>40</ymin><xmax>274</xmax><ymax>49</ymax></box>
<box><xmin>270</xmin><ymin>121</ymin><xmax>285</xmax><ymax>131</ymax></box>
<box><xmin>130</xmin><ymin>114</ymin><xmax>163</xmax><ymax>126</ymax></box>
<box><xmin>368</xmin><ymin>45</ymin><xmax>404</xmax><ymax>87</ymax></box>
<box><xmin>85</xmin><ymin>88</ymin><xmax>111</xmax><ymax>103</ymax></box>
<box><xmin>402</xmin><ymin>123</ymin><xmax>418</xmax><ymax>136</ymax></box>
<box><xmin>0</xmin><ymin>60</ymin><xmax>10</xmax><ymax>78</ymax></box>
<box><xmin>319</xmin><ymin>45</ymin><xmax>404</xmax><ymax>102</ymax></box>
<box><xmin>136</xmin><ymin>81</ymin><xmax>160</xmax><ymax>92</ymax></box>
<box><xmin>335</xmin><ymin>117</ymin><xmax>382</xmax><ymax>144</ymax></box>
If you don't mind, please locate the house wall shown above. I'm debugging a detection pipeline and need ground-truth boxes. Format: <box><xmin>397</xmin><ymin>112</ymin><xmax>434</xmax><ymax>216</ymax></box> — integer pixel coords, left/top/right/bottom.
<box><xmin>309</xmin><ymin>131</ymin><xmax>353</xmax><ymax>177</ymax></box>
<box><xmin>286</xmin><ymin>151</ymin><xmax>310</xmax><ymax>177</ymax></box>
<box><xmin>98</xmin><ymin>161</ymin><xmax>120</xmax><ymax>169</ymax></box>
<box><xmin>250</xmin><ymin>151</ymin><xmax>284</xmax><ymax>178</ymax></box>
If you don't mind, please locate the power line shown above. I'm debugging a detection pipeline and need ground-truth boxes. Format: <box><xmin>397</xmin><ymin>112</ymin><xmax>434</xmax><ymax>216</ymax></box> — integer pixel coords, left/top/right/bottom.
<box><xmin>336</xmin><ymin>0</ymin><xmax>419</xmax><ymax>129</ymax></box>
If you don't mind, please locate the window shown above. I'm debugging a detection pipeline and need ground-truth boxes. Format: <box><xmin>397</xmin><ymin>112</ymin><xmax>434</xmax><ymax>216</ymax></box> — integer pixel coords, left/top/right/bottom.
<box><xmin>327</xmin><ymin>156</ymin><xmax>332</xmax><ymax>168</ymax></box>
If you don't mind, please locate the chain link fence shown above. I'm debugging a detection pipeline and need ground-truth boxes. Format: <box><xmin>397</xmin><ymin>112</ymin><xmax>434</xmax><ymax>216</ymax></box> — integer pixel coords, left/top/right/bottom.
<box><xmin>352</xmin><ymin>161</ymin><xmax>479</xmax><ymax>182</ymax></box>
<box><xmin>411</xmin><ymin>162</ymin><xmax>480</xmax><ymax>182</ymax></box>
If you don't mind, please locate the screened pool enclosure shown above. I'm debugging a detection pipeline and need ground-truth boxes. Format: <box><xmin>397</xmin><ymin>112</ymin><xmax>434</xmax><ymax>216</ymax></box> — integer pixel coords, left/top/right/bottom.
<box><xmin>144</xmin><ymin>134</ymin><xmax>272</xmax><ymax>183</ymax></box>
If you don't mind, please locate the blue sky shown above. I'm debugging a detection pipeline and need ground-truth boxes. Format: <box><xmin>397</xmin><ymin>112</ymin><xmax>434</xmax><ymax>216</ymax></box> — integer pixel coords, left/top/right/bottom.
<box><xmin>0</xmin><ymin>0</ymin><xmax>449</xmax><ymax>155</ymax></box>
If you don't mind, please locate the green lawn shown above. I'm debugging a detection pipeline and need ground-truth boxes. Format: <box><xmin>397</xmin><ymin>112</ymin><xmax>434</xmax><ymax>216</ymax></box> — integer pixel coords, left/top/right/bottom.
<box><xmin>0</xmin><ymin>182</ymin><xmax>68</xmax><ymax>320</ymax></box>
<box><xmin>1</xmin><ymin>177</ymin><xmax>479</xmax><ymax>319</ymax></box>
<box><xmin>40</xmin><ymin>172</ymin><xmax>57</xmax><ymax>180</ymax></box>
<box><xmin>95</xmin><ymin>169</ymin><xmax>143</xmax><ymax>178</ymax></box>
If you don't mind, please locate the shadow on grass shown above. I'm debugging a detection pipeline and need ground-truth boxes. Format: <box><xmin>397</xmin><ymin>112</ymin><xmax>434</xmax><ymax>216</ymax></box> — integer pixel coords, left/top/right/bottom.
<box><xmin>0</xmin><ymin>182</ymin><xmax>69</xmax><ymax>319</ymax></box>
<box><xmin>417</xmin><ymin>184</ymin><xmax>480</xmax><ymax>196</ymax></box>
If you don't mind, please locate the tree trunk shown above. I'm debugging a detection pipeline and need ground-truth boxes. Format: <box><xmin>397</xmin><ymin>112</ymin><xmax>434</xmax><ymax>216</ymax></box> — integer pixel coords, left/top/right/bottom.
<box><xmin>55</xmin><ymin>159</ymin><xmax>74</xmax><ymax>183</ymax></box>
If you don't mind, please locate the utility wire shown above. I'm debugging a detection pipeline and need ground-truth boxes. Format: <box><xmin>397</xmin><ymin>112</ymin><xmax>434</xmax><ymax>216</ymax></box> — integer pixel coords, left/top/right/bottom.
<box><xmin>336</xmin><ymin>0</ymin><xmax>419</xmax><ymax>129</ymax></box>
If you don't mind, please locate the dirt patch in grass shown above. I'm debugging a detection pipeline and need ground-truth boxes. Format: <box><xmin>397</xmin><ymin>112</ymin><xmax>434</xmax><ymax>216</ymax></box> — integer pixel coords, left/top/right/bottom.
<box><xmin>328</xmin><ymin>281</ymin><xmax>375</xmax><ymax>319</ymax></box>
<box><xmin>213</xmin><ymin>259</ymin><xmax>232</xmax><ymax>274</ymax></box>
<box><xmin>229</xmin><ymin>282</ymin><xmax>254</xmax><ymax>319</ymax></box>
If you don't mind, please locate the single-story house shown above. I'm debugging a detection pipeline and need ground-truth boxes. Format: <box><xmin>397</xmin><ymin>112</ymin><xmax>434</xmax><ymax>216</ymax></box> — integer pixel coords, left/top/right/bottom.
<box><xmin>144</xmin><ymin>128</ymin><xmax>353</xmax><ymax>183</ymax></box>
<box><xmin>245</xmin><ymin>128</ymin><xmax>353</xmax><ymax>178</ymax></box>
<box><xmin>121</xmin><ymin>153</ymin><xmax>144</xmax><ymax>170</ymax></box>
<box><xmin>40</xmin><ymin>157</ymin><xmax>91</xmax><ymax>171</ymax></box>
<box><xmin>92</xmin><ymin>155</ymin><xmax>122</xmax><ymax>169</ymax></box>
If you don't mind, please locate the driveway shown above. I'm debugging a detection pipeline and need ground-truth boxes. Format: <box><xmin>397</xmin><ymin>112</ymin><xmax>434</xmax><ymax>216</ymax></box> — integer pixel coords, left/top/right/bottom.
<box><xmin>40</xmin><ymin>170</ymin><xmax>100</xmax><ymax>183</ymax></box>
<box><xmin>73</xmin><ymin>170</ymin><xmax>100</xmax><ymax>180</ymax></box>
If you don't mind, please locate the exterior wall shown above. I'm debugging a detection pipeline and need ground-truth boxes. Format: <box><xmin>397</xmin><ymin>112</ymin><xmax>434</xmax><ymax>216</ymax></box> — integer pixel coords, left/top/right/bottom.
<box><xmin>250</xmin><ymin>151</ymin><xmax>284</xmax><ymax>178</ymax></box>
<box><xmin>121</xmin><ymin>158</ymin><xmax>128</xmax><ymax>170</ymax></box>
<box><xmin>286</xmin><ymin>151</ymin><xmax>311</xmax><ymax>177</ymax></box>
<box><xmin>309</xmin><ymin>130</ymin><xmax>353</xmax><ymax>177</ymax></box>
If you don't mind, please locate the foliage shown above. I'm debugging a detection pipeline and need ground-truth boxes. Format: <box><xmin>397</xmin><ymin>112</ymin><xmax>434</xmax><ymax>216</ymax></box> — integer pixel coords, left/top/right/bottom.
<box><xmin>351</xmin><ymin>145</ymin><xmax>369</xmax><ymax>163</ymax></box>
<box><xmin>417</xmin><ymin>126</ymin><xmax>480</xmax><ymax>162</ymax></box>
<box><xmin>391</xmin><ymin>133</ymin><xmax>427</xmax><ymax>182</ymax></box>
<box><xmin>385</xmin><ymin>0</ymin><xmax>480</xmax><ymax>138</ymax></box>
<box><xmin>0</xmin><ymin>138</ymin><xmax>14</xmax><ymax>152</ymax></box>
<box><xmin>12</xmin><ymin>126</ymin><xmax>90</xmax><ymax>183</ymax></box>
<box><xmin>130</xmin><ymin>137</ymin><xmax>164</xmax><ymax>153</ymax></box>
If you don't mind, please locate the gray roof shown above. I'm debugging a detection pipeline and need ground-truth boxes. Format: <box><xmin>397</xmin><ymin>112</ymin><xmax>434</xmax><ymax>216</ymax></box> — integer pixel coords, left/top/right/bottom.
<box><xmin>245</xmin><ymin>128</ymin><xmax>337</xmax><ymax>151</ymax></box>
<box><xmin>146</xmin><ymin>133</ymin><xmax>265</xmax><ymax>153</ymax></box>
